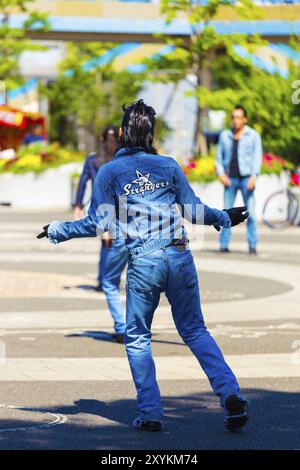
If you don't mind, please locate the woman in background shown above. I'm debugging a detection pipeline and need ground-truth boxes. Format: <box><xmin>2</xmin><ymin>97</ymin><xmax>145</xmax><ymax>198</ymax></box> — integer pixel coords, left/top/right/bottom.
<box><xmin>73</xmin><ymin>125</ymin><xmax>119</xmax><ymax>291</ymax></box>
<box><xmin>73</xmin><ymin>124</ymin><xmax>127</xmax><ymax>342</ymax></box>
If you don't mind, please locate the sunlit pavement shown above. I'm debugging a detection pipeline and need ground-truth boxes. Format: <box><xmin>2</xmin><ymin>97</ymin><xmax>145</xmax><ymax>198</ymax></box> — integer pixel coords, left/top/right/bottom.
<box><xmin>0</xmin><ymin>208</ymin><xmax>299</xmax><ymax>450</ymax></box>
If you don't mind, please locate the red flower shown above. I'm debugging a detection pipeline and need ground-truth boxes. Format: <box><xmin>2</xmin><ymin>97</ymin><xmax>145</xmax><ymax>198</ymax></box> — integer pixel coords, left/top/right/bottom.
<box><xmin>263</xmin><ymin>153</ymin><xmax>273</xmax><ymax>162</ymax></box>
<box><xmin>291</xmin><ymin>172</ymin><xmax>300</xmax><ymax>186</ymax></box>
<box><xmin>263</xmin><ymin>153</ymin><xmax>286</xmax><ymax>166</ymax></box>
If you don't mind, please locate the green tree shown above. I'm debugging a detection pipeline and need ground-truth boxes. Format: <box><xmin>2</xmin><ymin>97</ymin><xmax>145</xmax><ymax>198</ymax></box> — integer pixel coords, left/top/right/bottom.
<box><xmin>0</xmin><ymin>0</ymin><xmax>50</xmax><ymax>101</ymax></box>
<box><xmin>143</xmin><ymin>0</ymin><xmax>263</xmax><ymax>156</ymax></box>
<box><xmin>41</xmin><ymin>42</ymin><xmax>145</xmax><ymax>148</ymax></box>
<box><xmin>199</xmin><ymin>40</ymin><xmax>300</xmax><ymax>165</ymax></box>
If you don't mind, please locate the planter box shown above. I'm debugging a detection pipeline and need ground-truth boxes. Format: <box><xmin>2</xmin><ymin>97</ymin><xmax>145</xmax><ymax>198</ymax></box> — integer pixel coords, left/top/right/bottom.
<box><xmin>0</xmin><ymin>163</ymin><xmax>83</xmax><ymax>210</ymax></box>
<box><xmin>0</xmin><ymin>165</ymin><xmax>289</xmax><ymax>218</ymax></box>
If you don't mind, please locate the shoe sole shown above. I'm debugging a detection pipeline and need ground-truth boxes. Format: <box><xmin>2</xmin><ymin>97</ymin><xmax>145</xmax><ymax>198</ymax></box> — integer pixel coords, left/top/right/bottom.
<box><xmin>136</xmin><ymin>425</ymin><xmax>163</xmax><ymax>432</ymax></box>
<box><xmin>134</xmin><ymin>420</ymin><xmax>164</xmax><ymax>432</ymax></box>
<box><xmin>225</xmin><ymin>414</ymin><xmax>248</xmax><ymax>431</ymax></box>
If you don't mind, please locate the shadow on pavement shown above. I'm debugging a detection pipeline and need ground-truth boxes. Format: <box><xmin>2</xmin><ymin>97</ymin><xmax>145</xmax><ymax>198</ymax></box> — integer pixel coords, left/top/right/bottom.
<box><xmin>66</xmin><ymin>331</ymin><xmax>116</xmax><ymax>342</ymax></box>
<box><xmin>0</xmin><ymin>389</ymin><xmax>299</xmax><ymax>450</ymax></box>
<box><xmin>63</xmin><ymin>284</ymin><xmax>101</xmax><ymax>292</ymax></box>
<box><xmin>65</xmin><ymin>330</ymin><xmax>186</xmax><ymax>347</ymax></box>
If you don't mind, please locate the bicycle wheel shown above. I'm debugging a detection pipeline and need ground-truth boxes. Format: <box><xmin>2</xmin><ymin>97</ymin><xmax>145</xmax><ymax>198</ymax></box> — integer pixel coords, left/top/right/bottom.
<box><xmin>263</xmin><ymin>189</ymin><xmax>299</xmax><ymax>229</ymax></box>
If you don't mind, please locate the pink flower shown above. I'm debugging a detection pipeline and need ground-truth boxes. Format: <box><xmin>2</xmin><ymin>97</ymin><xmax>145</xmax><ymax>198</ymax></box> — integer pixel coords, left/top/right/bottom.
<box><xmin>291</xmin><ymin>173</ymin><xmax>300</xmax><ymax>186</ymax></box>
<box><xmin>264</xmin><ymin>153</ymin><xmax>286</xmax><ymax>166</ymax></box>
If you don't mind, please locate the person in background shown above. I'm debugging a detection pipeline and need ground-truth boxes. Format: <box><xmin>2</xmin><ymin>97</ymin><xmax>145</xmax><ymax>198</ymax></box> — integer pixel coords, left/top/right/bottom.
<box><xmin>74</xmin><ymin>125</ymin><xmax>119</xmax><ymax>291</ymax></box>
<box><xmin>73</xmin><ymin>124</ymin><xmax>127</xmax><ymax>342</ymax></box>
<box><xmin>23</xmin><ymin>124</ymin><xmax>46</xmax><ymax>145</ymax></box>
<box><xmin>216</xmin><ymin>105</ymin><xmax>262</xmax><ymax>255</ymax></box>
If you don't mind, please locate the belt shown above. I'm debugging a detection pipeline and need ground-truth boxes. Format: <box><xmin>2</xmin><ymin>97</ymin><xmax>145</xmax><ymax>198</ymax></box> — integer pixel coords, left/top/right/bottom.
<box><xmin>166</xmin><ymin>238</ymin><xmax>189</xmax><ymax>249</ymax></box>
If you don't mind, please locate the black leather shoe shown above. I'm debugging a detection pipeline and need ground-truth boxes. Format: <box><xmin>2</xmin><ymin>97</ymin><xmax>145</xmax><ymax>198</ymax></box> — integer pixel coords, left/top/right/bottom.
<box><xmin>133</xmin><ymin>418</ymin><xmax>164</xmax><ymax>432</ymax></box>
<box><xmin>220</xmin><ymin>247</ymin><xmax>230</xmax><ymax>253</ymax></box>
<box><xmin>224</xmin><ymin>395</ymin><xmax>249</xmax><ymax>431</ymax></box>
<box><xmin>112</xmin><ymin>333</ymin><xmax>124</xmax><ymax>344</ymax></box>
<box><xmin>94</xmin><ymin>285</ymin><xmax>103</xmax><ymax>292</ymax></box>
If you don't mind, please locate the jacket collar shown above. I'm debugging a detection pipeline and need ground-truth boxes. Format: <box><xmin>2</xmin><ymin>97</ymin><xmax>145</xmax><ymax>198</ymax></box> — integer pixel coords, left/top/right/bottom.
<box><xmin>229</xmin><ymin>125</ymin><xmax>251</xmax><ymax>139</ymax></box>
<box><xmin>114</xmin><ymin>147</ymin><xmax>146</xmax><ymax>158</ymax></box>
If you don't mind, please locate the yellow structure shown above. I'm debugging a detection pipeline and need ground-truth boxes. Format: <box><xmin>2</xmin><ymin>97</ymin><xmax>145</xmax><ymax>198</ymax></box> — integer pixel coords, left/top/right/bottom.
<box><xmin>10</xmin><ymin>1</ymin><xmax>300</xmax><ymax>21</ymax></box>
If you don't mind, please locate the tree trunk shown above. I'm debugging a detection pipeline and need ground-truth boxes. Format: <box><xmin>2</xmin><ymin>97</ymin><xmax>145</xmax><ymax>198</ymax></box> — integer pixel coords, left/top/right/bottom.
<box><xmin>192</xmin><ymin>73</ymin><xmax>208</xmax><ymax>158</ymax></box>
<box><xmin>192</xmin><ymin>55</ymin><xmax>213</xmax><ymax>158</ymax></box>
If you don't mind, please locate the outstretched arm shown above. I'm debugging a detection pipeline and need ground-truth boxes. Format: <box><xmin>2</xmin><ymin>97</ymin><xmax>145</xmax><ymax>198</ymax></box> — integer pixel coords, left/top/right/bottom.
<box><xmin>37</xmin><ymin>167</ymin><xmax>116</xmax><ymax>244</ymax></box>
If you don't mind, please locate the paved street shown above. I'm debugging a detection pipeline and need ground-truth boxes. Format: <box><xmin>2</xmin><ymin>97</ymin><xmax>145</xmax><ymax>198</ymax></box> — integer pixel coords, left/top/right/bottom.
<box><xmin>0</xmin><ymin>208</ymin><xmax>299</xmax><ymax>450</ymax></box>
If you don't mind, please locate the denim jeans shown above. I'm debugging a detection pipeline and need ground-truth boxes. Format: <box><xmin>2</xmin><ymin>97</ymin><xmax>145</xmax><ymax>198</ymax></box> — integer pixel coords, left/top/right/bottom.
<box><xmin>220</xmin><ymin>176</ymin><xmax>258</xmax><ymax>250</ymax></box>
<box><xmin>98</xmin><ymin>242</ymin><xmax>109</xmax><ymax>287</ymax></box>
<box><xmin>125</xmin><ymin>246</ymin><xmax>244</xmax><ymax>422</ymax></box>
<box><xmin>101</xmin><ymin>239</ymin><xmax>127</xmax><ymax>334</ymax></box>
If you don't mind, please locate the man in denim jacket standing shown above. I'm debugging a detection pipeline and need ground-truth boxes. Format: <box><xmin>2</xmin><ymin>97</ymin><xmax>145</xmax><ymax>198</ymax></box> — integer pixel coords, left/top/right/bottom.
<box><xmin>38</xmin><ymin>100</ymin><xmax>250</xmax><ymax>433</ymax></box>
<box><xmin>216</xmin><ymin>105</ymin><xmax>262</xmax><ymax>254</ymax></box>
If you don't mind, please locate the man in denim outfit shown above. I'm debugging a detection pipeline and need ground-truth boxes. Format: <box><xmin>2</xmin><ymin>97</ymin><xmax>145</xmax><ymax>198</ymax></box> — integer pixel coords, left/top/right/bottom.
<box><xmin>38</xmin><ymin>100</ymin><xmax>250</xmax><ymax>433</ymax></box>
<box><xmin>216</xmin><ymin>105</ymin><xmax>263</xmax><ymax>254</ymax></box>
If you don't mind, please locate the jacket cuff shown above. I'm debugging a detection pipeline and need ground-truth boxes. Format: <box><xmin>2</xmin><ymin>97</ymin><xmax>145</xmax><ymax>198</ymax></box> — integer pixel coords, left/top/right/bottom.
<box><xmin>48</xmin><ymin>220</ymin><xmax>61</xmax><ymax>244</ymax></box>
<box><xmin>216</xmin><ymin>166</ymin><xmax>225</xmax><ymax>176</ymax></box>
<box><xmin>222</xmin><ymin>210</ymin><xmax>232</xmax><ymax>228</ymax></box>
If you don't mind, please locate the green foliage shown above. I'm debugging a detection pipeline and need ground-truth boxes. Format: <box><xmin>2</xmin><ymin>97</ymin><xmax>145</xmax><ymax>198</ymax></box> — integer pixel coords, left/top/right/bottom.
<box><xmin>144</xmin><ymin>0</ymin><xmax>263</xmax><ymax>156</ymax></box>
<box><xmin>143</xmin><ymin>1</ymin><xmax>300</xmax><ymax>164</ymax></box>
<box><xmin>0</xmin><ymin>142</ymin><xmax>84</xmax><ymax>174</ymax></box>
<box><xmin>200</xmin><ymin>50</ymin><xmax>300</xmax><ymax>165</ymax></box>
<box><xmin>0</xmin><ymin>0</ymin><xmax>50</xmax><ymax>91</ymax></box>
<box><xmin>41</xmin><ymin>42</ymin><xmax>145</xmax><ymax>147</ymax></box>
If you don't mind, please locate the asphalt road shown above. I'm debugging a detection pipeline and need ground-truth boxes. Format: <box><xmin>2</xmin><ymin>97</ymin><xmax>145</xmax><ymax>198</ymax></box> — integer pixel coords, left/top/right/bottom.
<box><xmin>0</xmin><ymin>209</ymin><xmax>299</xmax><ymax>450</ymax></box>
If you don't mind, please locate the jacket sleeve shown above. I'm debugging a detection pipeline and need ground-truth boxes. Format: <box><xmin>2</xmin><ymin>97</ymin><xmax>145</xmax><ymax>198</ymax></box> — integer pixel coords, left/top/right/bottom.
<box><xmin>216</xmin><ymin>131</ymin><xmax>225</xmax><ymax>176</ymax></box>
<box><xmin>173</xmin><ymin>161</ymin><xmax>231</xmax><ymax>228</ymax></box>
<box><xmin>48</xmin><ymin>167</ymin><xmax>116</xmax><ymax>244</ymax></box>
<box><xmin>74</xmin><ymin>157</ymin><xmax>91</xmax><ymax>208</ymax></box>
<box><xmin>252</xmin><ymin>132</ymin><xmax>263</xmax><ymax>176</ymax></box>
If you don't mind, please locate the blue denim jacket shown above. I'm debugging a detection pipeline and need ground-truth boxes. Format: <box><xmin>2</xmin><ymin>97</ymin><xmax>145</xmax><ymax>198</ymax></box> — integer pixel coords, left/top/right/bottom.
<box><xmin>216</xmin><ymin>126</ymin><xmax>262</xmax><ymax>177</ymax></box>
<box><xmin>48</xmin><ymin>147</ymin><xmax>231</xmax><ymax>258</ymax></box>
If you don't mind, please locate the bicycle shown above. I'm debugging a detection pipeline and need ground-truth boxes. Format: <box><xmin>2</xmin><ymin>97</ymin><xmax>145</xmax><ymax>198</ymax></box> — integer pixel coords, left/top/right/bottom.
<box><xmin>262</xmin><ymin>168</ymin><xmax>300</xmax><ymax>230</ymax></box>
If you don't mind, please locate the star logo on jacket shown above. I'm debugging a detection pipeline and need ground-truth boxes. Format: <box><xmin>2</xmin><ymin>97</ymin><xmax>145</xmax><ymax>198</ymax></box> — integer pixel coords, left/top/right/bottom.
<box><xmin>122</xmin><ymin>169</ymin><xmax>169</xmax><ymax>197</ymax></box>
<box><xmin>132</xmin><ymin>170</ymin><xmax>153</xmax><ymax>188</ymax></box>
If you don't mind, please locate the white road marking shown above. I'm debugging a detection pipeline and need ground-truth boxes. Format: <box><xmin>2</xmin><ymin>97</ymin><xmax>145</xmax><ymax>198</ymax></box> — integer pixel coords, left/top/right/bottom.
<box><xmin>0</xmin><ymin>404</ymin><xmax>66</xmax><ymax>433</ymax></box>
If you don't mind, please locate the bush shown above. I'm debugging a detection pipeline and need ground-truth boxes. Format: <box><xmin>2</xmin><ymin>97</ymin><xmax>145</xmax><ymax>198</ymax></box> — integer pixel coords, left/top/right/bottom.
<box><xmin>261</xmin><ymin>153</ymin><xmax>293</xmax><ymax>176</ymax></box>
<box><xmin>181</xmin><ymin>155</ymin><xmax>217</xmax><ymax>183</ymax></box>
<box><xmin>0</xmin><ymin>142</ymin><xmax>84</xmax><ymax>174</ymax></box>
<box><xmin>181</xmin><ymin>152</ymin><xmax>292</xmax><ymax>183</ymax></box>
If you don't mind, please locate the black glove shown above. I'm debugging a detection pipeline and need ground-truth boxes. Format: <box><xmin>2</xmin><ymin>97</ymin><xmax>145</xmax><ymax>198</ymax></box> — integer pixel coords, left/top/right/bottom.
<box><xmin>214</xmin><ymin>206</ymin><xmax>249</xmax><ymax>232</ymax></box>
<box><xmin>37</xmin><ymin>224</ymin><xmax>50</xmax><ymax>239</ymax></box>
<box><xmin>225</xmin><ymin>206</ymin><xmax>249</xmax><ymax>226</ymax></box>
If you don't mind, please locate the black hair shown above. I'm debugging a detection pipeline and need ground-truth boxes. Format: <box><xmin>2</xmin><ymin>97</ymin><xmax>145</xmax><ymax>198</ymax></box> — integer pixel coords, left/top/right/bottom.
<box><xmin>121</xmin><ymin>99</ymin><xmax>157</xmax><ymax>154</ymax></box>
<box><xmin>96</xmin><ymin>124</ymin><xmax>119</xmax><ymax>164</ymax></box>
<box><xmin>234</xmin><ymin>105</ymin><xmax>247</xmax><ymax>118</ymax></box>
<box><xmin>102</xmin><ymin>124</ymin><xmax>119</xmax><ymax>142</ymax></box>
